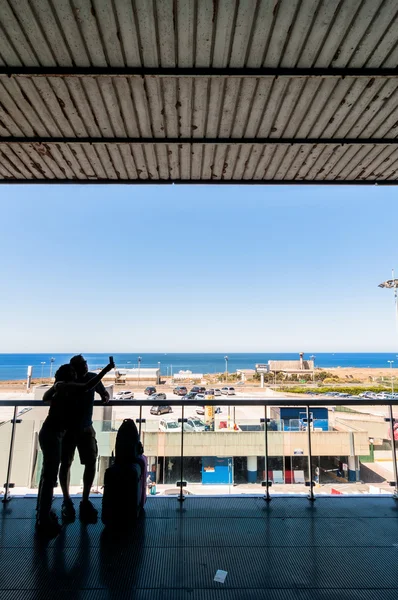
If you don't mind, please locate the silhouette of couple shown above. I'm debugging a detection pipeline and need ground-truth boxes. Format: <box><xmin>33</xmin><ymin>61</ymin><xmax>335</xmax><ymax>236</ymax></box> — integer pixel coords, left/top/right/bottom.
<box><xmin>36</xmin><ymin>354</ymin><xmax>114</xmax><ymax>537</ymax></box>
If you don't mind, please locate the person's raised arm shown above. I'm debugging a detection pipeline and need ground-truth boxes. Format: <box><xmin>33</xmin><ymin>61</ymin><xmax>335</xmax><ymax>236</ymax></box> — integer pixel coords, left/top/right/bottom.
<box><xmin>80</xmin><ymin>361</ymin><xmax>114</xmax><ymax>391</ymax></box>
<box><xmin>95</xmin><ymin>380</ymin><xmax>110</xmax><ymax>404</ymax></box>
<box><xmin>55</xmin><ymin>360</ymin><xmax>115</xmax><ymax>393</ymax></box>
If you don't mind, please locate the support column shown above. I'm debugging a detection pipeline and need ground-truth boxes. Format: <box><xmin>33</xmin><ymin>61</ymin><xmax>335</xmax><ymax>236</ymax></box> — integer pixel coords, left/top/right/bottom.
<box><xmin>247</xmin><ymin>456</ymin><xmax>257</xmax><ymax>483</ymax></box>
<box><xmin>348</xmin><ymin>432</ymin><xmax>359</xmax><ymax>482</ymax></box>
<box><xmin>102</xmin><ymin>405</ymin><xmax>112</xmax><ymax>432</ymax></box>
<box><xmin>347</xmin><ymin>456</ymin><xmax>359</xmax><ymax>482</ymax></box>
<box><xmin>260</xmin><ymin>373</ymin><xmax>264</xmax><ymax>388</ymax></box>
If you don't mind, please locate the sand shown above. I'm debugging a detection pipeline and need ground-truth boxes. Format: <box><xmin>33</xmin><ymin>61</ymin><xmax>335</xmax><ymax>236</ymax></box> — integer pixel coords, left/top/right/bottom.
<box><xmin>0</xmin><ymin>366</ymin><xmax>396</xmax><ymax>392</ymax></box>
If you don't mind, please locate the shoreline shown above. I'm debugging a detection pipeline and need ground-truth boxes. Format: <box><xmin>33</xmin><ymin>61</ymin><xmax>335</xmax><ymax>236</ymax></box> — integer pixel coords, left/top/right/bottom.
<box><xmin>0</xmin><ymin>366</ymin><xmax>396</xmax><ymax>392</ymax></box>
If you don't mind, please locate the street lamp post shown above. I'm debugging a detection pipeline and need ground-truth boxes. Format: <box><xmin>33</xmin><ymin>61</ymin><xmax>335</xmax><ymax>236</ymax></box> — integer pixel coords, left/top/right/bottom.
<box><xmin>388</xmin><ymin>360</ymin><xmax>394</xmax><ymax>395</ymax></box>
<box><xmin>310</xmin><ymin>355</ymin><xmax>316</xmax><ymax>381</ymax></box>
<box><xmin>138</xmin><ymin>356</ymin><xmax>142</xmax><ymax>387</ymax></box>
<box><xmin>224</xmin><ymin>355</ymin><xmax>229</xmax><ymax>381</ymax></box>
<box><xmin>41</xmin><ymin>362</ymin><xmax>46</xmax><ymax>379</ymax></box>
<box><xmin>158</xmin><ymin>361</ymin><xmax>161</xmax><ymax>385</ymax></box>
<box><xmin>224</xmin><ymin>355</ymin><xmax>230</xmax><ymax>428</ymax></box>
<box><xmin>49</xmin><ymin>357</ymin><xmax>55</xmax><ymax>378</ymax></box>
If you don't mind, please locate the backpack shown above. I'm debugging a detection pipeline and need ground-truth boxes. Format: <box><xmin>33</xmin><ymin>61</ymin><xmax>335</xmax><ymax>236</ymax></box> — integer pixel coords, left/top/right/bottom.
<box><xmin>102</xmin><ymin>419</ymin><xmax>147</xmax><ymax>528</ymax></box>
<box><xmin>115</xmin><ymin>418</ymin><xmax>144</xmax><ymax>464</ymax></box>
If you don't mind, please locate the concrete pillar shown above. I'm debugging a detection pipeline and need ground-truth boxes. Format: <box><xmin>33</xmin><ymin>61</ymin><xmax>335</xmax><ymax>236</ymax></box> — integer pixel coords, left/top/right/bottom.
<box><xmin>102</xmin><ymin>405</ymin><xmax>112</xmax><ymax>432</ymax></box>
<box><xmin>247</xmin><ymin>456</ymin><xmax>257</xmax><ymax>483</ymax></box>
<box><xmin>348</xmin><ymin>456</ymin><xmax>359</xmax><ymax>482</ymax></box>
<box><xmin>348</xmin><ymin>432</ymin><xmax>359</xmax><ymax>481</ymax></box>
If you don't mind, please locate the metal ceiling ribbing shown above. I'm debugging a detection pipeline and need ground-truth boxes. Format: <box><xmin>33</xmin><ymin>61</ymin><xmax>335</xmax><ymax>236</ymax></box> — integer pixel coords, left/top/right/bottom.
<box><xmin>1</xmin><ymin>0</ymin><xmax>398</xmax><ymax>183</ymax></box>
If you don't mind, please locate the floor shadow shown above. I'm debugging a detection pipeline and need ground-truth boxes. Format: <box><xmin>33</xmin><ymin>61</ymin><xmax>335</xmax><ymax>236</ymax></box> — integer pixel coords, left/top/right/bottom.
<box><xmin>32</xmin><ymin>520</ymin><xmax>91</xmax><ymax>593</ymax></box>
<box><xmin>99</xmin><ymin>514</ymin><xmax>147</xmax><ymax>595</ymax></box>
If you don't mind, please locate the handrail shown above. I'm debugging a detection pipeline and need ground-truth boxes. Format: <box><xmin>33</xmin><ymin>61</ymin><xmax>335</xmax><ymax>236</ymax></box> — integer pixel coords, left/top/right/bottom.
<box><xmin>0</xmin><ymin>397</ymin><xmax>397</xmax><ymax>407</ymax></box>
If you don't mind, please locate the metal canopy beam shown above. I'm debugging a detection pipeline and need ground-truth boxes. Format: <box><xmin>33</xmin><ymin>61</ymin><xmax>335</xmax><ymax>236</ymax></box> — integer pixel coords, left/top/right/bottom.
<box><xmin>0</xmin><ymin>137</ymin><xmax>397</xmax><ymax>146</ymax></box>
<box><xmin>1</xmin><ymin>67</ymin><xmax>398</xmax><ymax>78</ymax></box>
<box><xmin>0</xmin><ymin>179</ymin><xmax>395</xmax><ymax>186</ymax></box>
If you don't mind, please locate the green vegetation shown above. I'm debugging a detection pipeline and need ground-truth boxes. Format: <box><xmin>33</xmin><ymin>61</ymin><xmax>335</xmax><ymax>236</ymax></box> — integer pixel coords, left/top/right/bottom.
<box><xmin>279</xmin><ymin>385</ymin><xmax>390</xmax><ymax>395</ymax></box>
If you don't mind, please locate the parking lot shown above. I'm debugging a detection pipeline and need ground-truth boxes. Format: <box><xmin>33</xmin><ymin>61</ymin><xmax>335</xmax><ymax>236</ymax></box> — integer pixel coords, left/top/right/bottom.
<box><xmin>111</xmin><ymin>389</ymin><xmax>266</xmax><ymax>429</ymax></box>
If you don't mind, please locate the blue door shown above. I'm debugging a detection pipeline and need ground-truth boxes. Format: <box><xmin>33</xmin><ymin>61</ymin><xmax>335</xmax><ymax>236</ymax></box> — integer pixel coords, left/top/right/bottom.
<box><xmin>202</xmin><ymin>457</ymin><xmax>232</xmax><ymax>484</ymax></box>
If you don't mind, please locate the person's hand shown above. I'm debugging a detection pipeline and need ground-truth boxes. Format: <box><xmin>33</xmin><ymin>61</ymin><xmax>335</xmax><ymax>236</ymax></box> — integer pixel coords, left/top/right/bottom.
<box><xmin>106</xmin><ymin>358</ymin><xmax>115</xmax><ymax>372</ymax></box>
<box><xmin>101</xmin><ymin>391</ymin><xmax>110</xmax><ymax>405</ymax></box>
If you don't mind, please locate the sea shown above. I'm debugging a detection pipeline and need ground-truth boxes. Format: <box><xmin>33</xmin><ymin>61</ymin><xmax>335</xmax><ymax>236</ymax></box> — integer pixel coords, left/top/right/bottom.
<box><xmin>0</xmin><ymin>352</ymin><xmax>397</xmax><ymax>381</ymax></box>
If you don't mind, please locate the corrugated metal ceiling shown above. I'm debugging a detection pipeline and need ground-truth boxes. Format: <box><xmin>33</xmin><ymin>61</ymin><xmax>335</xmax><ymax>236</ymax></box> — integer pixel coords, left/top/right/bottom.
<box><xmin>1</xmin><ymin>0</ymin><xmax>398</xmax><ymax>183</ymax></box>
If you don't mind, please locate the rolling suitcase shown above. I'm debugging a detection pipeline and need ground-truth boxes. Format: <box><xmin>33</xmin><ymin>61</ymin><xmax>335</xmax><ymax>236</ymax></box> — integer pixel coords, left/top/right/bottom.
<box><xmin>102</xmin><ymin>461</ymin><xmax>142</xmax><ymax>528</ymax></box>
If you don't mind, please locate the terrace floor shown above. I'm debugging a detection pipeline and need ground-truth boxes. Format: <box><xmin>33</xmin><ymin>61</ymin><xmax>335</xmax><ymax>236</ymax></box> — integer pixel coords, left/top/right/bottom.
<box><xmin>1</xmin><ymin>495</ymin><xmax>398</xmax><ymax>599</ymax></box>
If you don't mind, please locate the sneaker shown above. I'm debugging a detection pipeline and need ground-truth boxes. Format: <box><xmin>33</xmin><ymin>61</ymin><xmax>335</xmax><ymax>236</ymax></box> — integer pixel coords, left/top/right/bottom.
<box><xmin>79</xmin><ymin>500</ymin><xmax>98</xmax><ymax>523</ymax></box>
<box><xmin>36</xmin><ymin>515</ymin><xmax>62</xmax><ymax>539</ymax></box>
<box><xmin>62</xmin><ymin>500</ymin><xmax>76</xmax><ymax>522</ymax></box>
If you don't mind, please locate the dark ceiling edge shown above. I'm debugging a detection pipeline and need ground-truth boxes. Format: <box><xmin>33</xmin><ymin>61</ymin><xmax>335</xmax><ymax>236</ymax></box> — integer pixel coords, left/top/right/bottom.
<box><xmin>1</xmin><ymin>137</ymin><xmax>398</xmax><ymax>145</ymax></box>
<box><xmin>0</xmin><ymin>179</ymin><xmax>395</xmax><ymax>185</ymax></box>
<box><xmin>0</xmin><ymin>67</ymin><xmax>397</xmax><ymax>78</ymax></box>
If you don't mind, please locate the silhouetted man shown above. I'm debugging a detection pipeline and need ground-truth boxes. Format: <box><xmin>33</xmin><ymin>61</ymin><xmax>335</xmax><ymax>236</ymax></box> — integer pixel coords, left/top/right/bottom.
<box><xmin>60</xmin><ymin>354</ymin><xmax>110</xmax><ymax>522</ymax></box>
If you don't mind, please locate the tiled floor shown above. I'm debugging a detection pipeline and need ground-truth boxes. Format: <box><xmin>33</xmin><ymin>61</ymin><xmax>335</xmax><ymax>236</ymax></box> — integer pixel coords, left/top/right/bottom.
<box><xmin>1</xmin><ymin>495</ymin><xmax>398</xmax><ymax>599</ymax></box>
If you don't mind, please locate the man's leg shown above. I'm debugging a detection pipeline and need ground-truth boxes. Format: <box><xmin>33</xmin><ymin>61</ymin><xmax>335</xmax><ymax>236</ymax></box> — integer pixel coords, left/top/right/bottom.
<box><xmin>82</xmin><ymin>461</ymin><xmax>96</xmax><ymax>503</ymax></box>
<box><xmin>79</xmin><ymin>427</ymin><xmax>98</xmax><ymax>522</ymax></box>
<box><xmin>59</xmin><ymin>462</ymin><xmax>71</xmax><ymax>502</ymax></box>
<box><xmin>59</xmin><ymin>432</ymin><xmax>76</xmax><ymax>520</ymax></box>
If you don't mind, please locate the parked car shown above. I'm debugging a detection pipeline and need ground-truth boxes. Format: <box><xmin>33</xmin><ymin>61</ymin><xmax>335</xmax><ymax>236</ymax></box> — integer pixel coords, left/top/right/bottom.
<box><xmin>205</xmin><ymin>389</ymin><xmax>222</xmax><ymax>397</ymax></box>
<box><xmin>159</xmin><ymin>417</ymin><xmax>181</xmax><ymax>432</ymax></box>
<box><xmin>221</xmin><ymin>386</ymin><xmax>235</xmax><ymax>395</ymax></box>
<box><xmin>195</xmin><ymin>393</ymin><xmax>206</xmax><ymax>402</ymax></box>
<box><xmin>17</xmin><ymin>407</ymin><xmax>32</xmax><ymax>417</ymax></box>
<box><xmin>173</xmin><ymin>386</ymin><xmax>188</xmax><ymax>396</ymax></box>
<box><xmin>183</xmin><ymin>392</ymin><xmax>198</xmax><ymax>400</ymax></box>
<box><xmin>114</xmin><ymin>390</ymin><xmax>134</xmax><ymax>400</ymax></box>
<box><xmin>184</xmin><ymin>417</ymin><xmax>206</xmax><ymax>432</ymax></box>
<box><xmin>150</xmin><ymin>405</ymin><xmax>173</xmax><ymax>416</ymax></box>
<box><xmin>149</xmin><ymin>392</ymin><xmax>167</xmax><ymax>401</ymax></box>
<box><xmin>195</xmin><ymin>405</ymin><xmax>221</xmax><ymax>415</ymax></box>
<box><xmin>190</xmin><ymin>386</ymin><xmax>206</xmax><ymax>394</ymax></box>
<box><xmin>145</xmin><ymin>386</ymin><xmax>157</xmax><ymax>395</ymax></box>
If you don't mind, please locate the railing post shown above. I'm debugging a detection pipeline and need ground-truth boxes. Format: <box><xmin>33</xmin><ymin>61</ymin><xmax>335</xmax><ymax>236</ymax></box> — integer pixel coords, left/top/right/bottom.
<box><xmin>305</xmin><ymin>405</ymin><xmax>315</xmax><ymax>502</ymax></box>
<box><xmin>388</xmin><ymin>403</ymin><xmax>398</xmax><ymax>498</ymax></box>
<box><xmin>177</xmin><ymin>404</ymin><xmax>187</xmax><ymax>502</ymax></box>
<box><xmin>260</xmin><ymin>408</ymin><xmax>271</xmax><ymax>501</ymax></box>
<box><xmin>2</xmin><ymin>406</ymin><xmax>18</xmax><ymax>503</ymax></box>
<box><xmin>136</xmin><ymin>405</ymin><xmax>144</xmax><ymax>437</ymax></box>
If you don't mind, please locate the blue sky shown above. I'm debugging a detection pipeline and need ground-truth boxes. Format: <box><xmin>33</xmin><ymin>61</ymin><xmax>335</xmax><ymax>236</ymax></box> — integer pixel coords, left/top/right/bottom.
<box><xmin>0</xmin><ymin>184</ymin><xmax>396</xmax><ymax>352</ymax></box>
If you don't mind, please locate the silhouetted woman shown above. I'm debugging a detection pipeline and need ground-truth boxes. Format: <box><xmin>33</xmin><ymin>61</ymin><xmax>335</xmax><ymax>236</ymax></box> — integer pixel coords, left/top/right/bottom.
<box><xmin>36</xmin><ymin>359</ymin><xmax>114</xmax><ymax>537</ymax></box>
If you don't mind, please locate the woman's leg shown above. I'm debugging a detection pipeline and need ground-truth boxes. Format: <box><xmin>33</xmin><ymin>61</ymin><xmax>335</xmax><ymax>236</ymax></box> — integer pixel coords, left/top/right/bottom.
<box><xmin>37</xmin><ymin>423</ymin><xmax>62</xmax><ymax>525</ymax></box>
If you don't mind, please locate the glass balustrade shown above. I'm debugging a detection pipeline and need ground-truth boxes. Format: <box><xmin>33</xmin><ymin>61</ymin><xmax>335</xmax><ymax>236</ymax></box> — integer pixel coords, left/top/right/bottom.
<box><xmin>1</xmin><ymin>399</ymin><xmax>397</xmax><ymax>500</ymax></box>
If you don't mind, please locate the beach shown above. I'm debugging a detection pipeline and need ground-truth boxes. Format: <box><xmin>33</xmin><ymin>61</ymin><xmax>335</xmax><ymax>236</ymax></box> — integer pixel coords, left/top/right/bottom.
<box><xmin>0</xmin><ymin>365</ymin><xmax>396</xmax><ymax>393</ymax></box>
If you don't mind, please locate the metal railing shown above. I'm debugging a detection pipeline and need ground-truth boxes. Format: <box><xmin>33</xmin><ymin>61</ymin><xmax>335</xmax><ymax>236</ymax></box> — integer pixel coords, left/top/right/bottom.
<box><xmin>1</xmin><ymin>397</ymin><xmax>398</xmax><ymax>503</ymax></box>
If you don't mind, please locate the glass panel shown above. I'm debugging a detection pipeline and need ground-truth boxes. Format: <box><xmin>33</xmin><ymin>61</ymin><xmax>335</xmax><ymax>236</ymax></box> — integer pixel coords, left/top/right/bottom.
<box><xmin>11</xmin><ymin>418</ymin><xmax>36</xmax><ymax>491</ymax></box>
<box><xmin>392</xmin><ymin>401</ymin><xmax>398</xmax><ymax>493</ymax></box>
<box><xmin>180</xmin><ymin>404</ymin><xmax>265</xmax><ymax>495</ymax></box>
<box><xmin>314</xmin><ymin>403</ymin><xmax>394</xmax><ymax>496</ymax></box>
<box><xmin>271</xmin><ymin>411</ymin><xmax>310</xmax><ymax>494</ymax></box>
<box><xmin>0</xmin><ymin>412</ymin><xmax>37</xmax><ymax>495</ymax></box>
<box><xmin>0</xmin><ymin>418</ymin><xmax>12</xmax><ymax>495</ymax></box>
